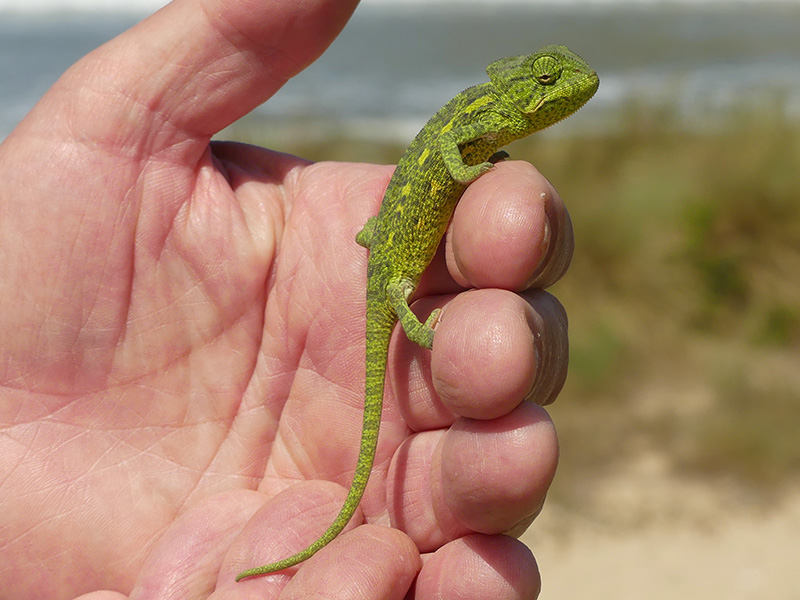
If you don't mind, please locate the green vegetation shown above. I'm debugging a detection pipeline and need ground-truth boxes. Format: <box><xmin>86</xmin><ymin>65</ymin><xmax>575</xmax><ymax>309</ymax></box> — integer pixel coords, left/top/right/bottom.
<box><xmin>222</xmin><ymin>103</ymin><xmax>800</xmax><ymax>504</ymax></box>
<box><xmin>534</xmin><ymin>106</ymin><xmax>800</xmax><ymax>504</ymax></box>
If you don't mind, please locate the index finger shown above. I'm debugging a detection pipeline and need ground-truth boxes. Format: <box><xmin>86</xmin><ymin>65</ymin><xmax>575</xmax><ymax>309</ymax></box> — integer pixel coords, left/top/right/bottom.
<box><xmin>444</xmin><ymin>160</ymin><xmax>575</xmax><ymax>292</ymax></box>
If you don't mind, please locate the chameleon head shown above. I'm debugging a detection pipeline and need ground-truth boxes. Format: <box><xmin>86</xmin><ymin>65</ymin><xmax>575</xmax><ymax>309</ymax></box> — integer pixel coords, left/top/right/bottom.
<box><xmin>486</xmin><ymin>45</ymin><xmax>599</xmax><ymax>128</ymax></box>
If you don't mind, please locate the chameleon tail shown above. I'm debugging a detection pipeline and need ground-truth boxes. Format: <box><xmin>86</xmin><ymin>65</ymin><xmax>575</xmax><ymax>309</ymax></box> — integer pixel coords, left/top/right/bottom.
<box><xmin>235</xmin><ymin>313</ymin><xmax>393</xmax><ymax>580</ymax></box>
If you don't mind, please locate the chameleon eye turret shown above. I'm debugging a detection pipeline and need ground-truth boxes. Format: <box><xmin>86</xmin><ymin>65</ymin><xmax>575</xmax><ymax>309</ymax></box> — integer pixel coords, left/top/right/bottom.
<box><xmin>532</xmin><ymin>54</ymin><xmax>562</xmax><ymax>85</ymax></box>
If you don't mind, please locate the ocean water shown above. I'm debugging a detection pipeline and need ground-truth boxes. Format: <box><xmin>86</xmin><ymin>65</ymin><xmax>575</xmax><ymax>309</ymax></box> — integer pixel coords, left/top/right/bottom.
<box><xmin>2</xmin><ymin>0</ymin><xmax>800</xmax><ymax>140</ymax></box>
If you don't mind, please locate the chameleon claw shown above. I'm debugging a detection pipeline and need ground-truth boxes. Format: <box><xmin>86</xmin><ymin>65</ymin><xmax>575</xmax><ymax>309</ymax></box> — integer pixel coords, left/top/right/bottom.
<box><xmin>488</xmin><ymin>150</ymin><xmax>510</xmax><ymax>164</ymax></box>
<box><xmin>419</xmin><ymin>308</ymin><xmax>441</xmax><ymax>349</ymax></box>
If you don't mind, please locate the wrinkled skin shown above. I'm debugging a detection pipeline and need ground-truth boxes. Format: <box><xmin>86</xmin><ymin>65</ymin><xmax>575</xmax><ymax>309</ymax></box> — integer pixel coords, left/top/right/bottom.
<box><xmin>0</xmin><ymin>0</ymin><xmax>572</xmax><ymax>598</ymax></box>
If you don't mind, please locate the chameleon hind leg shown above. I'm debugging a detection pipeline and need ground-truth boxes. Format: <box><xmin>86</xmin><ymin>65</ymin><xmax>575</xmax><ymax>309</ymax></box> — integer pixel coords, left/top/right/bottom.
<box><xmin>355</xmin><ymin>217</ymin><xmax>377</xmax><ymax>248</ymax></box>
<box><xmin>386</xmin><ymin>280</ymin><xmax>440</xmax><ymax>349</ymax></box>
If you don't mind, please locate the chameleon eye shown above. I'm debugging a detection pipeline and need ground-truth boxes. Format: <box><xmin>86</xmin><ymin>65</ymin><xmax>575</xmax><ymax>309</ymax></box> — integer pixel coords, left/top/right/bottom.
<box><xmin>532</xmin><ymin>55</ymin><xmax>562</xmax><ymax>86</ymax></box>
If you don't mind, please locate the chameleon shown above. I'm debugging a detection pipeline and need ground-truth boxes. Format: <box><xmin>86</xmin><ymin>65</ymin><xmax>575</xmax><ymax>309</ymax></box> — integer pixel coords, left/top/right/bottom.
<box><xmin>236</xmin><ymin>44</ymin><xmax>598</xmax><ymax>581</ymax></box>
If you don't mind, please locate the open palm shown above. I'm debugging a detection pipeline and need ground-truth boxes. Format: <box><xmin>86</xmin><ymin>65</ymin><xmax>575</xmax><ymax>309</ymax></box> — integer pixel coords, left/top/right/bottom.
<box><xmin>0</xmin><ymin>1</ymin><xmax>571</xmax><ymax>599</ymax></box>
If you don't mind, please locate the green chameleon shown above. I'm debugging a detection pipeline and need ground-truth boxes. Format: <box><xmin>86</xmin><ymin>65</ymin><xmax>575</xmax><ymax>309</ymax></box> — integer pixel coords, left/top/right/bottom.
<box><xmin>236</xmin><ymin>44</ymin><xmax>598</xmax><ymax>581</ymax></box>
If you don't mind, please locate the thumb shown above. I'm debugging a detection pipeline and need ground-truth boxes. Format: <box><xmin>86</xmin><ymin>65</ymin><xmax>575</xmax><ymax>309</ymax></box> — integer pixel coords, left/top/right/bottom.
<box><xmin>20</xmin><ymin>0</ymin><xmax>359</xmax><ymax>153</ymax></box>
<box><xmin>0</xmin><ymin>0</ymin><xmax>359</xmax><ymax>392</ymax></box>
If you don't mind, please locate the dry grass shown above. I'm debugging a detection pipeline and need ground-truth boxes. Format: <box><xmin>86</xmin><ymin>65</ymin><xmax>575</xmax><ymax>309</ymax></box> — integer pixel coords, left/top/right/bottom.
<box><xmin>535</xmin><ymin>106</ymin><xmax>800</xmax><ymax>506</ymax></box>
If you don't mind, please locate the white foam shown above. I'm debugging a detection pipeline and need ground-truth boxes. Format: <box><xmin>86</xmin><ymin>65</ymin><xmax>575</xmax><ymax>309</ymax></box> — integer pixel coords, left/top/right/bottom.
<box><xmin>0</xmin><ymin>0</ymin><xmax>167</xmax><ymax>14</ymax></box>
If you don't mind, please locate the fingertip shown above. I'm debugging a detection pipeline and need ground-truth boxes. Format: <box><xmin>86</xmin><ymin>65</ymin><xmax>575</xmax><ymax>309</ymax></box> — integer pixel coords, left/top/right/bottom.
<box><xmin>432</xmin><ymin>289</ymin><xmax>537</xmax><ymax>420</ymax></box>
<box><xmin>416</xmin><ymin>535</ymin><xmax>541</xmax><ymax>600</ymax></box>
<box><xmin>441</xmin><ymin>402</ymin><xmax>558</xmax><ymax>535</ymax></box>
<box><xmin>58</xmin><ymin>0</ymin><xmax>361</xmax><ymax>143</ymax></box>
<box><xmin>229</xmin><ymin>482</ymin><xmax>359</xmax><ymax>579</ymax></box>
<box><xmin>280</xmin><ymin>525</ymin><xmax>421</xmax><ymax>599</ymax></box>
<box><xmin>522</xmin><ymin>289</ymin><xmax>569</xmax><ymax>406</ymax></box>
<box><xmin>447</xmin><ymin>161</ymin><xmax>571</xmax><ymax>291</ymax></box>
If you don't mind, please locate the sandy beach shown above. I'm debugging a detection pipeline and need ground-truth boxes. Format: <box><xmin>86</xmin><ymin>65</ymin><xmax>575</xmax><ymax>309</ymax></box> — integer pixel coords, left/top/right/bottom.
<box><xmin>524</xmin><ymin>471</ymin><xmax>800</xmax><ymax>599</ymax></box>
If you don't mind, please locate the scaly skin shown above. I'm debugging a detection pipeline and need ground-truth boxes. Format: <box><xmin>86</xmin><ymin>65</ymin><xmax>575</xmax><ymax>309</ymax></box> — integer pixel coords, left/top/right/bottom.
<box><xmin>236</xmin><ymin>44</ymin><xmax>599</xmax><ymax>581</ymax></box>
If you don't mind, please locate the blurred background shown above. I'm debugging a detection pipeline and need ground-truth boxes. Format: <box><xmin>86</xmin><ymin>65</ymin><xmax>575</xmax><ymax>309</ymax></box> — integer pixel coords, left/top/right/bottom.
<box><xmin>2</xmin><ymin>0</ymin><xmax>799</xmax><ymax>597</ymax></box>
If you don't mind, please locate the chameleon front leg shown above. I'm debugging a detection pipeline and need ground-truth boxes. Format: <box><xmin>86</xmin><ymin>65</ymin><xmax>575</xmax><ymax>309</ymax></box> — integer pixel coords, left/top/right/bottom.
<box><xmin>439</xmin><ymin>122</ymin><xmax>500</xmax><ymax>184</ymax></box>
<box><xmin>356</xmin><ymin>216</ymin><xmax>378</xmax><ymax>248</ymax></box>
<box><xmin>386</xmin><ymin>280</ymin><xmax>440</xmax><ymax>349</ymax></box>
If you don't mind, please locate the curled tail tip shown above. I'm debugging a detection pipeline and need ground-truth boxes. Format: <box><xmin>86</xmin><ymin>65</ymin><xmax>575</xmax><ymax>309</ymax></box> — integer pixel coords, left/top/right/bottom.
<box><xmin>234</xmin><ymin>550</ymin><xmax>311</xmax><ymax>580</ymax></box>
<box><xmin>234</xmin><ymin>502</ymin><xmax>359</xmax><ymax>580</ymax></box>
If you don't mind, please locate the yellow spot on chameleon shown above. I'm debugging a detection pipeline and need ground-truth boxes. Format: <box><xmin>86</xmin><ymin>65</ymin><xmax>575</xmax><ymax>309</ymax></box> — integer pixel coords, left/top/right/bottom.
<box><xmin>463</xmin><ymin>95</ymin><xmax>492</xmax><ymax>114</ymax></box>
<box><xmin>418</xmin><ymin>148</ymin><xmax>430</xmax><ymax>166</ymax></box>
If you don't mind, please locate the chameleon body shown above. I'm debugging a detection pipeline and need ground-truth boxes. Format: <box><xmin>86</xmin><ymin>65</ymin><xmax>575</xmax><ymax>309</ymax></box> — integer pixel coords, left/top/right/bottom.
<box><xmin>236</xmin><ymin>45</ymin><xmax>598</xmax><ymax>581</ymax></box>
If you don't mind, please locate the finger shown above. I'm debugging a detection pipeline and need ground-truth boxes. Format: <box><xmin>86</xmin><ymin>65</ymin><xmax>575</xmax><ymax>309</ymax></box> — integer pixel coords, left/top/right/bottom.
<box><xmin>276</xmin><ymin>526</ymin><xmax>420</xmax><ymax>600</ymax></box>
<box><xmin>386</xmin><ymin>403</ymin><xmax>558</xmax><ymax>550</ymax></box>
<box><xmin>415</xmin><ymin>535</ymin><xmax>540</xmax><ymax>600</ymax></box>
<box><xmin>440</xmin><ymin>402</ymin><xmax>558</xmax><ymax>537</ymax></box>
<box><xmin>430</xmin><ymin>288</ymin><xmax>568</xmax><ymax>421</ymax></box>
<box><xmin>444</xmin><ymin>160</ymin><xmax>574</xmax><ymax>292</ymax></box>
<box><xmin>24</xmin><ymin>0</ymin><xmax>359</xmax><ymax>145</ymax></box>
<box><xmin>226</xmin><ymin>481</ymin><xmax>362</xmax><ymax>583</ymax></box>
<box><xmin>230</xmin><ymin>485</ymin><xmax>420</xmax><ymax>597</ymax></box>
<box><xmin>395</xmin><ymin>286</ymin><xmax>567</xmax><ymax>446</ymax></box>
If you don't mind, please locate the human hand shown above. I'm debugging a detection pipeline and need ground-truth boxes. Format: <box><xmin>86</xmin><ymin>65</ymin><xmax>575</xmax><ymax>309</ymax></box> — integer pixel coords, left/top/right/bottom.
<box><xmin>0</xmin><ymin>0</ymin><xmax>571</xmax><ymax>598</ymax></box>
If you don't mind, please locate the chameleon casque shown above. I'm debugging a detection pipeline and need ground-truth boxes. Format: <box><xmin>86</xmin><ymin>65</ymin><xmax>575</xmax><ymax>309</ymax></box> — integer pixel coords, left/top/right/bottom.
<box><xmin>236</xmin><ymin>45</ymin><xmax>599</xmax><ymax>580</ymax></box>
